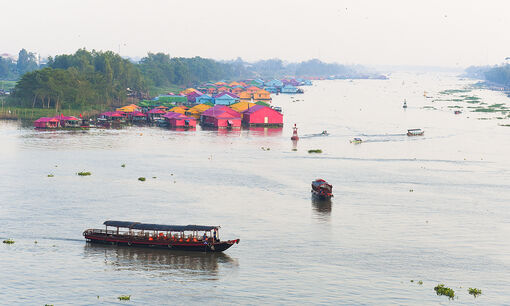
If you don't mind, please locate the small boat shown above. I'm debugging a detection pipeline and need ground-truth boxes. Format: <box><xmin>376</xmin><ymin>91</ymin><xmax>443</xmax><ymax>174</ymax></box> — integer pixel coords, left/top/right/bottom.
<box><xmin>83</xmin><ymin>221</ymin><xmax>240</xmax><ymax>253</ymax></box>
<box><xmin>407</xmin><ymin>129</ymin><xmax>424</xmax><ymax>136</ymax></box>
<box><xmin>403</xmin><ymin>99</ymin><xmax>408</xmax><ymax>109</ymax></box>
<box><xmin>311</xmin><ymin>179</ymin><xmax>333</xmax><ymax>200</ymax></box>
<box><xmin>350</xmin><ymin>137</ymin><xmax>362</xmax><ymax>144</ymax></box>
<box><xmin>454</xmin><ymin>110</ymin><xmax>462</xmax><ymax>115</ymax></box>
<box><xmin>321</xmin><ymin>130</ymin><xmax>329</xmax><ymax>136</ymax></box>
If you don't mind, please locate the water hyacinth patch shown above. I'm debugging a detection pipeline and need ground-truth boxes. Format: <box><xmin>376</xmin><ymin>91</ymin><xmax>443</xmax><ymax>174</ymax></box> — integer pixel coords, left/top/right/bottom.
<box><xmin>77</xmin><ymin>171</ymin><xmax>91</xmax><ymax>176</ymax></box>
<box><xmin>308</xmin><ymin>149</ymin><xmax>322</xmax><ymax>153</ymax></box>
<box><xmin>468</xmin><ymin>288</ymin><xmax>482</xmax><ymax>297</ymax></box>
<box><xmin>118</xmin><ymin>295</ymin><xmax>131</xmax><ymax>301</ymax></box>
<box><xmin>434</xmin><ymin>284</ymin><xmax>455</xmax><ymax>299</ymax></box>
<box><xmin>138</xmin><ymin>177</ymin><xmax>146</xmax><ymax>182</ymax></box>
<box><xmin>3</xmin><ymin>239</ymin><xmax>15</xmax><ymax>244</ymax></box>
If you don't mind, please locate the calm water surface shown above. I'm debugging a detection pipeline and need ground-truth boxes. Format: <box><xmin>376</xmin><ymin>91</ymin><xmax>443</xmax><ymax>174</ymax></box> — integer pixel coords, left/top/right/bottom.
<box><xmin>1</xmin><ymin>73</ymin><xmax>510</xmax><ymax>305</ymax></box>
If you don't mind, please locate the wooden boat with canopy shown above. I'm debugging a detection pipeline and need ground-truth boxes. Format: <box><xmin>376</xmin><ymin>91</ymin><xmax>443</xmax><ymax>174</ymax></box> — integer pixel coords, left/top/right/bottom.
<box><xmin>83</xmin><ymin>220</ymin><xmax>240</xmax><ymax>252</ymax></box>
<box><xmin>311</xmin><ymin>179</ymin><xmax>333</xmax><ymax>200</ymax></box>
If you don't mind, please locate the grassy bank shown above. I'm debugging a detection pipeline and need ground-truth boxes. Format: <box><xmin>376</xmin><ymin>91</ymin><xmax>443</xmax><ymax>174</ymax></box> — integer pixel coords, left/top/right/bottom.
<box><xmin>0</xmin><ymin>106</ymin><xmax>103</xmax><ymax>121</ymax></box>
<box><xmin>149</xmin><ymin>84</ymin><xmax>185</xmax><ymax>96</ymax></box>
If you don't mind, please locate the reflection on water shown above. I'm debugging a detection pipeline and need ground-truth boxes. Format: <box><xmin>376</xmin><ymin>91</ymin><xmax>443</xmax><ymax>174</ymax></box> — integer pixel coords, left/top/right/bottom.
<box><xmin>311</xmin><ymin>196</ymin><xmax>332</xmax><ymax>220</ymax></box>
<box><xmin>83</xmin><ymin>243</ymin><xmax>237</xmax><ymax>276</ymax></box>
<box><xmin>246</xmin><ymin>127</ymin><xmax>283</xmax><ymax>137</ymax></box>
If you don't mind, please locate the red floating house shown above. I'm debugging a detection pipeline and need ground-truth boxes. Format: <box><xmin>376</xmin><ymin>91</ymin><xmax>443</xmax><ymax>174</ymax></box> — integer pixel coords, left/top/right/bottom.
<box><xmin>242</xmin><ymin>105</ymin><xmax>283</xmax><ymax>127</ymax></box>
<box><xmin>201</xmin><ymin>105</ymin><xmax>241</xmax><ymax>128</ymax></box>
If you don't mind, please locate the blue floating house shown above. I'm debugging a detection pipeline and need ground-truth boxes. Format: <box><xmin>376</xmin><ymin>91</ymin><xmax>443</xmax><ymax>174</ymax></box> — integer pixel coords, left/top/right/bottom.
<box><xmin>281</xmin><ymin>85</ymin><xmax>302</xmax><ymax>94</ymax></box>
<box><xmin>213</xmin><ymin>92</ymin><xmax>240</xmax><ymax>105</ymax></box>
<box><xmin>264</xmin><ymin>79</ymin><xmax>283</xmax><ymax>87</ymax></box>
<box><xmin>264</xmin><ymin>86</ymin><xmax>278</xmax><ymax>93</ymax></box>
<box><xmin>196</xmin><ymin>94</ymin><xmax>214</xmax><ymax>104</ymax></box>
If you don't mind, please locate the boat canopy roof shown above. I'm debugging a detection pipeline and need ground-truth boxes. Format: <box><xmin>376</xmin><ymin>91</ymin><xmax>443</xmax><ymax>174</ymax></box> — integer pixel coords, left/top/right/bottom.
<box><xmin>103</xmin><ymin>220</ymin><xmax>219</xmax><ymax>232</ymax></box>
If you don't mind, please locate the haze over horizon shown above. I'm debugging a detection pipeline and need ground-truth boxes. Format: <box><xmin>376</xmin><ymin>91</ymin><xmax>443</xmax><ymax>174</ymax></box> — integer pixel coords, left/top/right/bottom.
<box><xmin>2</xmin><ymin>0</ymin><xmax>509</xmax><ymax>68</ymax></box>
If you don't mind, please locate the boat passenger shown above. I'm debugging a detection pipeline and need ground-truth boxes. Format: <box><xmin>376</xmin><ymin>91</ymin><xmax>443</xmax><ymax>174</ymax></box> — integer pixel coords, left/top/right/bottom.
<box><xmin>203</xmin><ymin>233</ymin><xmax>208</xmax><ymax>241</ymax></box>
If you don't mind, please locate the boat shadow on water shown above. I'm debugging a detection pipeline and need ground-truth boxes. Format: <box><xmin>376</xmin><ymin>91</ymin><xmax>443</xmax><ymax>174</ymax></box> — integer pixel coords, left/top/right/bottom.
<box><xmin>83</xmin><ymin>243</ymin><xmax>237</xmax><ymax>274</ymax></box>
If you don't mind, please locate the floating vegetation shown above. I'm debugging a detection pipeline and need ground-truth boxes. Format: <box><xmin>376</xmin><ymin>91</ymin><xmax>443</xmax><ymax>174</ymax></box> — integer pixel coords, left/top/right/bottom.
<box><xmin>468</xmin><ymin>288</ymin><xmax>482</xmax><ymax>297</ymax></box>
<box><xmin>138</xmin><ymin>177</ymin><xmax>146</xmax><ymax>182</ymax></box>
<box><xmin>3</xmin><ymin>239</ymin><xmax>15</xmax><ymax>244</ymax></box>
<box><xmin>499</xmin><ymin>124</ymin><xmax>510</xmax><ymax>127</ymax></box>
<box><xmin>77</xmin><ymin>171</ymin><xmax>91</xmax><ymax>176</ymax></box>
<box><xmin>261</xmin><ymin>147</ymin><xmax>271</xmax><ymax>151</ymax></box>
<box><xmin>118</xmin><ymin>295</ymin><xmax>131</xmax><ymax>301</ymax></box>
<box><xmin>422</xmin><ymin>106</ymin><xmax>436</xmax><ymax>109</ymax></box>
<box><xmin>47</xmin><ymin>174</ymin><xmax>54</xmax><ymax>177</ymax></box>
<box><xmin>409</xmin><ymin>189</ymin><xmax>414</xmax><ymax>192</ymax></box>
<box><xmin>418</xmin><ymin>280</ymin><xmax>423</xmax><ymax>285</ymax></box>
<box><xmin>308</xmin><ymin>149</ymin><xmax>323</xmax><ymax>154</ymax></box>
<box><xmin>434</xmin><ymin>284</ymin><xmax>455</xmax><ymax>299</ymax></box>
<box><xmin>439</xmin><ymin>89</ymin><xmax>471</xmax><ymax>95</ymax></box>
<box><xmin>292</xmin><ymin>148</ymin><xmax>297</xmax><ymax>151</ymax></box>
<box><xmin>410</xmin><ymin>280</ymin><xmax>414</xmax><ymax>283</ymax></box>
<box><xmin>152</xmin><ymin>176</ymin><xmax>157</xmax><ymax>179</ymax></box>
<box><xmin>121</xmin><ymin>164</ymin><xmax>126</xmax><ymax>168</ymax></box>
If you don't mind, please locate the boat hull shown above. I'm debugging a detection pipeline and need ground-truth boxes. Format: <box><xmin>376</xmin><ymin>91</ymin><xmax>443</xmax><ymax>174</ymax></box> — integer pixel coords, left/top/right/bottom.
<box><xmin>311</xmin><ymin>190</ymin><xmax>333</xmax><ymax>200</ymax></box>
<box><xmin>84</xmin><ymin>234</ymin><xmax>238</xmax><ymax>253</ymax></box>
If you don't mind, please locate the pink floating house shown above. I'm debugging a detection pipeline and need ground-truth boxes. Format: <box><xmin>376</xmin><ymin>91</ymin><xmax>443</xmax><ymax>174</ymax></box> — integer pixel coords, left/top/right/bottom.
<box><xmin>242</xmin><ymin>105</ymin><xmax>283</xmax><ymax>127</ymax></box>
<box><xmin>34</xmin><ymin>117</ymin><xmax>60</xmax><ymax>129</ymax></box>
<box><xmin>168</xmin><ymin>114</ymin><xmax>196</xmax><ymax>128</ymax></box>
<box><xmin>201</xmin><ymin>105</ymin><xmax>241</xmax><ymax>128</ymax></box>
<box><xmin>58</xmin><ymin>115</ymin><xmax>81</xmax><ymax>127</ymax></box>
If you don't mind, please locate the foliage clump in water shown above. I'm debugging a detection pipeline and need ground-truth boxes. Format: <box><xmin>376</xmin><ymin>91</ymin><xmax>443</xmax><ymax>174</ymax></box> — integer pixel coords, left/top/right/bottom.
<box><xmin>118</xmin><ymin>295</ymin><xmax>131</xmax><ymax>301</ymax></box>
<box><xmin>468</xmin><ymin>288</ymin><xmax>482</xmax><ymax>297</ymax></box>
<box><xmin>47</xmin><ymin>174</ymin><xmax>54</xmax><ymax>177</ymax></box>
<box><xmin>138</xmin><ymin>177</ymin><xmax>146</xmax><ymax>182</ymax></box>
<box><xmin>3</xmin><ymin>239</ymin><xmax>15</xmax><ymax>244</ymax></box>
<box><xmin>77</xmin><ymin>171</ymin><xmax>91</xmax><ymax>176</ymax></box>
<box><xmin>434</xmin><ymin>284</ymin><xmax>455</xmax><ymax>299</ymax></box>
<box><xmin>308</xmin><ymin>149</ymin><xmax>322</xmax><ymax>154</ymax></box>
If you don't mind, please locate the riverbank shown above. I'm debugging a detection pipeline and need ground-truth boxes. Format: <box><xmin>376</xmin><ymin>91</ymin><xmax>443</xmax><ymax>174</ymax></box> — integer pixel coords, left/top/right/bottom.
<box><xmin>0</xmin><ymin>106</ymin><xmax>102</xmax><ymax>121</ymax></box>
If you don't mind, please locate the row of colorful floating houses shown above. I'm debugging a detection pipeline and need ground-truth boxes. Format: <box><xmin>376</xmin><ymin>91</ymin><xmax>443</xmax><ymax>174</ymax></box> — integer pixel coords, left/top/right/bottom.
<box><xmin>34</xmin><ymin>102</ymin><xmax>282</xmax><ymax>129</ymax></box>
<box><xmin>34</xmin><ymin>78</ymin><xmax>310</xmax><ymax>129</ymax></box>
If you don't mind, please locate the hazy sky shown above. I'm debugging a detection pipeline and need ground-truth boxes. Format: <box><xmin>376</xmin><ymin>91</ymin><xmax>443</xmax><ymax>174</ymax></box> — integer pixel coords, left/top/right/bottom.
<box><xmin>2</xmin><ymin>0</ymin><xmax>509</xmax><ymax>67</ymax></box>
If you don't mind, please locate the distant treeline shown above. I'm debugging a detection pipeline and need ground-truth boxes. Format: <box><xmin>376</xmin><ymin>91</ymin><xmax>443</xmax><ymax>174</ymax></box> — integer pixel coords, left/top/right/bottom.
<box><xmin>0</xmin><ymin>49</ymin><xmax>39</xmax><ymax>80</ymax></box>
<box><xmin>12</xmin><ymin>49</ymin><xmax>146</xmax><ymax>110</ymax></box>
<box><xmin>464</xmin><ymin>64</ymin><xmax>510</xmax><ymax>86</ymax></box>
<box><xmin>6</xmin><ymin>48</ymin><xmax>378</xmax><ymax>111</ymax></box>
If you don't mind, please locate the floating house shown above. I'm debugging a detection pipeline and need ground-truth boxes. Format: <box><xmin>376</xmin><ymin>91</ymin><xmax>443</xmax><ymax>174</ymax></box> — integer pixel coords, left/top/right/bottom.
<box><xmin>242</xmin><ymin>105</ymin><xmax>283</xmax><ymax>127</ymax></box>
<box><xmin>264</xmin><ymin>79</ymin><xmax>283</xmax><ymax>87</ymax></box>
<box><xmin>147</xmin><ymin>108</ymin><xmax>167</xmax><ymax>121</ymax></box>
<box><xmin>34</xmin><ymin>117</ymin><xmax>60</xmax><ymax>129</ymax></box>
<box><xmin>264</xmin><ymin>86</ymin><xmax>278</xmax><ymax>93</ymax></box>
<box><xmin>246</xmin><ymin>86</ymin><xmax>261</xmax><ymax>94</ymax></box>
<box><xmin>128</xmin><ymin>110</ymin><xmax>147</xmax><ymax>122</ymax></box>
<box><xmin>58</xmin><ymin>115</ymin><xmax>81</xmax><ymax>128</ymax></box>
<box><xmin>281</xmin><ymin>85</ymin><xmax>302</xmax><ymax>94</ymax></box>
<box><xmin>116</xmin><ymin>104</ymin><xmax>140</xmax><ymax>113</ymax></box>
<box><xmin>239</xmin><ymin>91</ymin><xmax>253</xmax><ymax>103</ymax></box>
<box><xmin>201</xmin><ymin>105</ymin><xmax>241</xmax><ymax>128</ymax></box>
<box><xmin>186</xmin><ymin>91</ymin><xmax>202</xmax><ymax>103</ymax></box>
<box><xmin>168</xmin><ymin>106</ymin><xmax>187</xmax><ymax>114</ymax></box>
<box><xmin>167</xmin><ymin>114</ymin><xmax>197</xmax><ymax>128</ymax></box>
<box><xmin>213</xmin><ymin>92</ymin><xmax>239</xmax><ymax>105</ymax></box>
<box><xmin>196</xmin><ymin>94</ymin><xmax>214</xmax><ymax>104</ymax></box>
<box><xmin>185</xmin><ymin>103</ymin><xmax>212</xmax><ymax>119</ymax></box>
<box><xmin>99</xmin><ymin>111</ymin><xmax>126</xmax><ymax>121</ymax></box>
<box><xmin>231</xmin><ymin>86</ymin><xmax>244</xmax><ymax>95</ymax></box>
<box><xmin>253</xmin><ymin>89</ymin><xmax>272</xmax><ymax>103</ymax></box>
<box><xmin>229</xmin><ymin>101</ymin><xmax>256</xmax><ymax>114</ymax></box>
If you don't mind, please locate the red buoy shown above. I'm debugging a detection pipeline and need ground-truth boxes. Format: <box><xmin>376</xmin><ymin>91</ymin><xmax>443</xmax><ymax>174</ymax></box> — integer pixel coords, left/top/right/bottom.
<box><xmin>291</xmin><ymin>124</ymin><xmax>299</xmax><ymax>140</ymax></box>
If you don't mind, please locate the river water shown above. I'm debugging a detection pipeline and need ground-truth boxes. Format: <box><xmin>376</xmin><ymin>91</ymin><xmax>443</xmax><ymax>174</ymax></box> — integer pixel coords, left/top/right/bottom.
<box><xmin>1</xmin><ymin>72</ymin><xmax>509</xmax><ymax>305</ymax></box>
